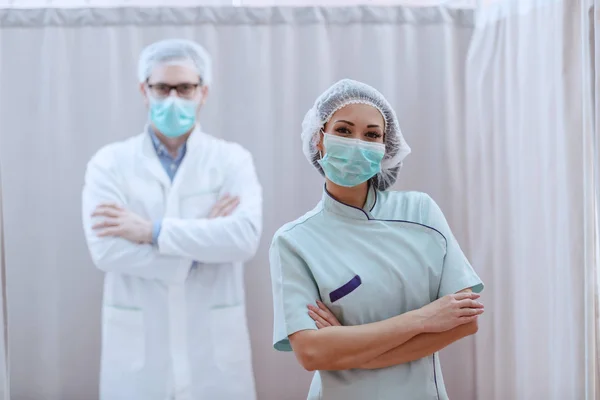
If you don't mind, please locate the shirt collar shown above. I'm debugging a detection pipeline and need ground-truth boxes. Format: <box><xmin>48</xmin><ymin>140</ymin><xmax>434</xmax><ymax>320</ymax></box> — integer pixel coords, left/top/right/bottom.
<box><xmin>322</xmin><ymin>184</ymin><xmax>377</xmax><ymax>221</ymax></box>
<box><xmin>148</xmin><ymin>126</ymin><xmax>187</xmax><ymax>161</ymax></box>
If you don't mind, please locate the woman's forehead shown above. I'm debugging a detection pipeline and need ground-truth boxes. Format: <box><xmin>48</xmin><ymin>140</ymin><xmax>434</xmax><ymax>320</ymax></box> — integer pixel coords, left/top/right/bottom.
<box><xmin>329</xmin><ymin>103</ymin><xmax>385</xmax><ymax>126</ymax></box>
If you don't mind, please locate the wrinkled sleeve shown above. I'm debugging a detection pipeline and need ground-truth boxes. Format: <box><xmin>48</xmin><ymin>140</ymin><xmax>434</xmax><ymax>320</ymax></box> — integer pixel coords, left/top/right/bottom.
<box><xmin>82</xmin><ymin>147</ymin><xmax>191</xmax><ymax>282</ymax></box>
<box><xmin>270</xmin><ymin>232</ymin><xmax>319</xmax><ymax>352</ymax></box>
<box><xmin>422</xmin><ymin>194</ymin><xmax>484</xmax><ymax>298</ymax></box>
<box><xmin>157</xmin><ymin>148</ymin><xmax>262</xmax><ymax>263</ymax></box>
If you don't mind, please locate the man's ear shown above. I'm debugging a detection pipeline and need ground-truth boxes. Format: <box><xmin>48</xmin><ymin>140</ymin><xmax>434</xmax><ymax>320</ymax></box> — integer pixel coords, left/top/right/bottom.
<box><xmin>200</xmin><ymin>86</ymin><xmax>209</xmax><ymax>106</ymax></box>
<box><xmin>140</xmin><ymin>83</ymin><xmax>149</xmax><ymax>107</ymax></box>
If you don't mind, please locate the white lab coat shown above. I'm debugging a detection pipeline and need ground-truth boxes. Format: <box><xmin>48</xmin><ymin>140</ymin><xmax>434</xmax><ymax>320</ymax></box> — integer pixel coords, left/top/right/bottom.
<box><xmin>81</xmin><ymin>127</ymin><xmax>262</xmax><ymax>400</ymax></box>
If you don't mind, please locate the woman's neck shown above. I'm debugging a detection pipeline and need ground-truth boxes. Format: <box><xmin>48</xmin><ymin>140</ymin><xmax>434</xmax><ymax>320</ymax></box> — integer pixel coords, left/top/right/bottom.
<box><xmin>325</xmin><ymin>180</ymin><xmax>369</xmax><ymax>209</ymax></box>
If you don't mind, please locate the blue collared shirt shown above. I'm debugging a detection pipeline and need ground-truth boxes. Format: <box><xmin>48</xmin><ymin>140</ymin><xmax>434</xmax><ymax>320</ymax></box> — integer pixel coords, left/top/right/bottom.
<box><xmin>149</xmin><ymin>128</ymin><xmax>187</xmax><ymax>244</ymax></box>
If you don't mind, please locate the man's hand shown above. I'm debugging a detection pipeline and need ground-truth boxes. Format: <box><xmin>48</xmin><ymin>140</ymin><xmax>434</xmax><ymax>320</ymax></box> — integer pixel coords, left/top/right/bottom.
<box><xmin>308</xmin><ymin>300</ymin><xmax>342</xmax><ymax>329</ymax></box>
<box><xmin>208</xmin><ymin>194</ymin><xmax>240</xmax><ymax>219</ymax></box>
<box><xmin>92</xmin><ymin>203</ymin><xmax>153</xmax><ymax>244</ymax></box>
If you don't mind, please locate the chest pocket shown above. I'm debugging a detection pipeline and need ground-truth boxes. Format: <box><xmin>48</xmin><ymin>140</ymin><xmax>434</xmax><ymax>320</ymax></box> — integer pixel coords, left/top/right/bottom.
<box><xmin>179</xmin><ymin>190</ymin><xmax>220</xmax><ymax>219</ymax></box>
<box><xmin>315</xmin><ymin>224</ymin><xmax>447</xmax><ymax>326</ymax></box>
<box><xmin>126</xmin><ymin>180</ymin><xmax>166</xmax><ymax>220</ymax></box>
<box><xmin>320</xmin><ymin>274</ymin><xmax>368</xmax><ymax>326</ymax></box>
<box><xmin>329</xmin><ymin>275</ymin><xmax>362</xmax><ymax>303</ymax></box>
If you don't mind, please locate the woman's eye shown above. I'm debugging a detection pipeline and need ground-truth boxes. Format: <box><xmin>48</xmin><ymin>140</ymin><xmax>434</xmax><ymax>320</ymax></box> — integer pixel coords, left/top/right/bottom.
<box><xmin>336</xmin><ymin>127</ymin><xmax>351</xmax><ymax>135</ymax></box>
<box><xmin>366</xmin><ymin>131</ymin><xmax>383</xmax><ymax>139</ymax></box>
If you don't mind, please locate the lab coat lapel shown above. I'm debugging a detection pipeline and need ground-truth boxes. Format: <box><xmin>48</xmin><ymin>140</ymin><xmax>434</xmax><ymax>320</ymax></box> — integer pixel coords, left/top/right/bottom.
<box><xmin>140</xmin><ymin>130</ymin><xmax>171</xmax><ymax>189</ymax></box>
<box><xmin>164</xmin><ymin>126</ymin><xmax>205</xmax><ymax>218</ymax></box>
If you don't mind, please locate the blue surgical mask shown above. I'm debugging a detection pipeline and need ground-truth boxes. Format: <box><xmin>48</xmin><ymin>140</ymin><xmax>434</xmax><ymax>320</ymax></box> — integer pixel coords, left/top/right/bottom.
<box><xmin>318</xmin><ymin>133</ymin><xmax>386</xmax><ymax>187</ymax></box>
<box><xmin>149</xmin><ymin>96</ymin><xmax>198</xmax><ymax>138</ymax></box>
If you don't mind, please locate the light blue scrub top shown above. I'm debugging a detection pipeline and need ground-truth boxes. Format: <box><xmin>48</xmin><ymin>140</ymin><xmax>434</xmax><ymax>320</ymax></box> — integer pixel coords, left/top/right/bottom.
<box><xmin>269</xmin><ymin>185</ymin><xmax>484</xmax><ymax>400</ymax></box>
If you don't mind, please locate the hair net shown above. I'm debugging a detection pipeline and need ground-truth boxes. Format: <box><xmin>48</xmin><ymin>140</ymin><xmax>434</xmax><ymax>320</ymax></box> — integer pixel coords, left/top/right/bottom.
<box><xmin>137</xmin><ymin>39</ymin><xmax>212</xmax><ymax>85</ymax></box>
<box><xmin>301</xmin><ymin>79</ymin><xmax>411</xmax><ymax>191</ymax></box>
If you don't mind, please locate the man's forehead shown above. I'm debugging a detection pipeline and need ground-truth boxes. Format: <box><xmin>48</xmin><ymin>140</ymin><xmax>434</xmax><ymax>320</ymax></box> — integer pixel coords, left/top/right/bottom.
<box><xmin>148</xmin><ymin>62</ymin><xmax>199</xmax><ymax>83</ymax></box>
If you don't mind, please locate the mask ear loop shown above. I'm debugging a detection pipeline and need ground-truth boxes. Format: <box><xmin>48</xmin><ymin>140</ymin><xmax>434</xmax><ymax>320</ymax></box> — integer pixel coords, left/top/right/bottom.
<box><xmin>318</xmin><ymin>128</ymin><xmax>326</xmax><ymax>159</ymax></box>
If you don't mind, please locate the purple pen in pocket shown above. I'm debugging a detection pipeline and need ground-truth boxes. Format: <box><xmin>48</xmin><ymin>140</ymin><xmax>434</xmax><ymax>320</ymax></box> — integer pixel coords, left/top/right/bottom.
<box><xmin>329</xmin><ymin>275</ymin><xmax>362</xmax><ymax>303</ymax></box>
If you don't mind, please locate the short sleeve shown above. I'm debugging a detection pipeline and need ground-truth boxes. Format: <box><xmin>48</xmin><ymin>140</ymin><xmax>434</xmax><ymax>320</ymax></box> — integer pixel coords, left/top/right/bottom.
<box><xmin>422</xmin><ymin>194</ymin><xmax>484</xmax><ymax>297</ymax></box>
<box><xmin>269</xmin><ymin>231</ymin><xmax>320</xmax><ymax>352</ymax></box>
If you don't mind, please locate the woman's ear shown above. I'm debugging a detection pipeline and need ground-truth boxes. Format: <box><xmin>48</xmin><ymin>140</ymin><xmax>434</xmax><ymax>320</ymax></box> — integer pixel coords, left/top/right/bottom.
<box><xmin>316</xmin><ymin>130</ymin><xmax>325</xmax><ymax>154</ymax></box>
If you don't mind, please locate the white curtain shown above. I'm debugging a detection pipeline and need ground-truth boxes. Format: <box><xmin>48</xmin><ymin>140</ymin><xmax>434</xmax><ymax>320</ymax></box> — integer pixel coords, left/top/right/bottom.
<box><xmin>0</xmin><ymin>3</ymin><xmax>594</xmax><ymax>400</ymax></box>
<box><xmin>0</xmin><ymin>6</ymin><xmax>476</xmax><ymax>400</ymax></box>
<box><xmin>0</xmin><ymin>165</ymin><xmax>9</xmax><ymax>400</ymax></box>
<box><xmin>466</xmin><ymin>0</ymin><xmax>594</xmax><ymax>399</ymax></box>
<box><xmin>589</xmin><ymin>0</ymin><xmax>600</xmax><ymax>397</ymax></box>
<box><xmin>0</xmin><ymin>0</ymin><xmax>480</xmax><ymax>8</ymax></box>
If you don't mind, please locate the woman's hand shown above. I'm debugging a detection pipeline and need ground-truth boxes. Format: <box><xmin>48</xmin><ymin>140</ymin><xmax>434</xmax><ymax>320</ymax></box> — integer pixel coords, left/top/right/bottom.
<box><xmin>308</xmin><ymin>300</ymin><xmax>342</xmax><ymax>328</ymax></box>
<box><xmin>416</xmin><ymin>292</ymin><xmax>484</xmax><ymax>333</ymax></box>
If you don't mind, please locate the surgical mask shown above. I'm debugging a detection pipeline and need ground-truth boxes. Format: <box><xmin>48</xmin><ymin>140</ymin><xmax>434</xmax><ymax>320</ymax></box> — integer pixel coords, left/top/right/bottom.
<box><xmin>149</xmin><ymin>95</ymin><xmax>198</xmax><ymax>138</ymax></box>
<box><xmin>318</xmin><ymin>133</ymin><xmax>386</xmax><ymax>187</ymax></box>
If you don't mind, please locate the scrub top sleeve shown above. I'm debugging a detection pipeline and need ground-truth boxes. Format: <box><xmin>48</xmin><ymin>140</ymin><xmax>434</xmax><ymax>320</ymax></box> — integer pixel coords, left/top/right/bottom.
<box><xmin>422</xmin><ymin>194</ymin><xmax>484</xmax><ymax>298</ymax></box>
<box><xmin>270</xmin><ymin>232</ymin><xmax>319</xmax><ymax>352</ymax></box>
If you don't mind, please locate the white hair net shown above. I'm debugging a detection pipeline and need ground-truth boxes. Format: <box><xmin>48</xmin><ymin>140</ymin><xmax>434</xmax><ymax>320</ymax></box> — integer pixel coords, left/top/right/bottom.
<box><xmin>137</xmin><ymin>39</ymin><xmax>212</xmax><ymax>85</ymax></box>
<box><xmin>301</xmin><ymin>79</ymin><xmax>411</xmax><ymax>191</ymax></box>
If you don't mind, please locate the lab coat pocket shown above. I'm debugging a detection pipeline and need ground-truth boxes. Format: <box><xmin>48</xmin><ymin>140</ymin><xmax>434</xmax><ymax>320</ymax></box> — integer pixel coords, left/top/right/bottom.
<box><xmin>209</xmin><ymin>304</ymin><xmax>252</xmax><ymax>371</ymax></box>
<box><xmin>329</xmin><ymin>275</ymin><xmax>362</xmax><ymax>303</ymax></box>
<box><xmin>179</xmin><ymin>190</ymin><xmax>219</xmax><ymax>219</ymax></box>
<box><xmin>102</xmin><ymin>306</ymin><xmax>145</xmax><ymax>372</ymax></box>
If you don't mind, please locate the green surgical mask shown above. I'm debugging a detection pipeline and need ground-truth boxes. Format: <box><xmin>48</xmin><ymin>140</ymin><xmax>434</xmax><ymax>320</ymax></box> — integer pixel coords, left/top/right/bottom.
<box><xmin>149</xmin><ymin>96</ymin><xmax>197</xmax><ymax>138</ymax></box>
<box><xmin>318</xmin><ymin>133</ymin><xmax>386</xmax><ymax>187</ymax></box>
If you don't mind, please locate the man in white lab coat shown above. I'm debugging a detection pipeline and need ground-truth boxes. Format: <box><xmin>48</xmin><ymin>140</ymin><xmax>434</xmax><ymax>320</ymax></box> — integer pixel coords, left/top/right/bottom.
<box><xmin>81</xmin><ymin>39</ymin><xmax>262</xmax><ymax>400</ymax></box>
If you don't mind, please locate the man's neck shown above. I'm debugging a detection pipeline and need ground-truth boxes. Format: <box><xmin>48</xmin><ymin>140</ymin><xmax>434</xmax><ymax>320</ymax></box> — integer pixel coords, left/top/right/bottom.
<box><xmin>153</xmin><ymin>125</ymin><xmax>193</xmax><ymax>156</ymax></box>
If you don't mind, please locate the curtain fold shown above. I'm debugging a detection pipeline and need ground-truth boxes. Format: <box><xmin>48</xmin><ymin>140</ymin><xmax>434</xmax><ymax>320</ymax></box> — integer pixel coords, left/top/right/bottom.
<box><xmin>0</xmin><ymin>160</ymin><xmax>9</xmax><ymax>400</ymax></box>
<box><xmin>0</xmin><ymin>5</ymin><xmax>474</xmax><ymax>27</ymax></box>
<box><xmin>465</xmin><ymin>0</ymin><xmax>591</xmax><ymax>398</ymax></box>
<box><xmin>589</xmin><ymin>1</ymin><xmax>600</xmax><ymax>398</ymax></box>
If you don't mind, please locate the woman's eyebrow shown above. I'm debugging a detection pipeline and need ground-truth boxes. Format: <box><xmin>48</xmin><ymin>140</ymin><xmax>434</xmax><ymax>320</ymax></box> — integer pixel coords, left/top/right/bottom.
<box><xmin>333</xmin><ymin>120</ymin><xmax>381</xmax><ymax>128</ymax></box>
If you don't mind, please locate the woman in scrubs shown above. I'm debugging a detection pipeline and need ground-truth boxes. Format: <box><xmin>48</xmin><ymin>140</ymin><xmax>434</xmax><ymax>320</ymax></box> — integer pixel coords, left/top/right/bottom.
<box><xmin>269</xmin><ymin>79</ymin><xmax>485</xmax><ymax>400</ymax></box>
